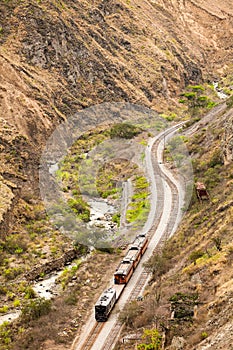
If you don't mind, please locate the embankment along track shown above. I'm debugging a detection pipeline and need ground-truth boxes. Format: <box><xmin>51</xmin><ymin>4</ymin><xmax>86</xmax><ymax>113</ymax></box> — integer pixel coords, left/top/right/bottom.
<box><xmin>73</xmin><ymin>123</ymin><xmax>185</xmax><ymax>350</ymax></box>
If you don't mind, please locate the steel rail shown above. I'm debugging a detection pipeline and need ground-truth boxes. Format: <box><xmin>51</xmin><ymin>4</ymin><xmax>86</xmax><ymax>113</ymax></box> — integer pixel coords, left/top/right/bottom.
<box><xmin>79</xmin><ymin>322</ymin><xmax>104</xmax><ymax>350</ymax></box>
<box><xmin>73</xmin><ymin>123</ymin><xmax>184</xmax><ymax>350</ymax></box>
<box><xmin>100</xmin><ymin>125</ymin><xmax>182</xmax><ymax>350</ymax></box>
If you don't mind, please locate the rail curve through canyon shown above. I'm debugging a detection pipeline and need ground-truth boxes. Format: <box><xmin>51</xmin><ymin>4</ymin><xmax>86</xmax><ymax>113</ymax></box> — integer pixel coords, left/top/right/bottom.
<box><xmin>72</xmin><ymin>122</ymin><xmax>188</xmax><ymax>350</ymax></box>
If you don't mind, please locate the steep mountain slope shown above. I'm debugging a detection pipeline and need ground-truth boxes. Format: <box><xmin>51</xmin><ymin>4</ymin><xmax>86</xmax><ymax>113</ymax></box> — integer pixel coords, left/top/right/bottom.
<box><xmin>117</xmin><ymin>104</ymin><xmax>233</xmax><ymax>350</ymax></box>
<box><xmin>0</xmin><ymin>0</ymin><xmax>233</xmax><ymax>349</ymax></box>
<box><xmin>0</xmin><ymin>0</ymin><xmax>233</xmax><ymax>233</ymax></box>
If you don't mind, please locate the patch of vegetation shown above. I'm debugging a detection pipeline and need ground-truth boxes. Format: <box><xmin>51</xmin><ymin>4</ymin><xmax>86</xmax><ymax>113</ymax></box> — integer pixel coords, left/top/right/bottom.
<box><xmin>169</xmin><ymin>292</ymin><xmax>198</xmax><ymax>303</ymax></box>
<box><xmin>160</xmin><ymin>112</ymin><xmax>178</xmax><ymax>122</ymax></box>
<box><xmin>21</xmin><ymin>297</ymin><xmax>51</xmax><ymax>323</ymax></box>
<box><xmin>126</xmin><ymin>176</ymin><xmax>150</xmax><ymax>227</ymax></box>
<box><xmin>189</xmin><ymin>250</ymin><xmax>205</xmax><ymax>265</ymax></box>
<box><xmin>137</xmin><ymin>329</ymin><xmax>162</xmax><ymax>350</ymax></box>
<box><xmin>58</xmin><ymin>260</ymin><xmax>82</xmax><ymax>290</ymax></box>
<box><xmin>112</xmin><ymin>212</ymin><xmax>121</xmax><ymax>226</ymax></box>
<box><xmin>0</xmin><ymin>321</ymin><xmax>13</xmax><ymax>348</ymax></box>
<box><xmin>144</xmin><ymin>240</ymin><xmax>175</xmax><ymax>280</ymax></box>
<box><xmin>119</xmin><ymin>300</ymin><xmax>141</xmax><ymax>327</ymax></box>
<box><xmin>67</xmin><ymin>197</ymin><xmax>90</xmax><ymax>222</ymax></box>
<box><xmin>226</xmin><ymin>95</ymin><xmax>233</xmax><ymax>108</ymax></box>
<box><xmin>201</xmin><ymin>331</ymin><xmax>208</xmax><ymax>340</ymax></box>
<box><xmin>109</xmin><ymin>122</ymin><xmax>143</xmax><ymax>139</ymax></box>
<box><xmin>179</xmin><ymin>85</ymin><xmax>217</xmax><ymax>116</ymax></box>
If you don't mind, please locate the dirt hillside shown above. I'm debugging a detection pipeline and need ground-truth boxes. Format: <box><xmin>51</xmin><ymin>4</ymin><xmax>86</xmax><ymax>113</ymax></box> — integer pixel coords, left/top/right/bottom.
<box><xmin>0</xmin><ymin>0</ymin><xmax>232</xmax><ymax>349</ymax></box>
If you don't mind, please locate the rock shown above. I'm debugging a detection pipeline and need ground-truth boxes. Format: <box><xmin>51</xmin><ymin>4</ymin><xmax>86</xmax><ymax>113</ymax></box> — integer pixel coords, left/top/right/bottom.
<box><xmin>168</xmin><ymin>336</ymin><xmax>187</xmax><ymax>350</ymax></box>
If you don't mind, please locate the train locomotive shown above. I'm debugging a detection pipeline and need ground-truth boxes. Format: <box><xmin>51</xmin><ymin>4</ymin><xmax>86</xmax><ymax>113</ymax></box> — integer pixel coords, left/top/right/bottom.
<box><xmin>94</xmin><ymin>233</ymin><xmax>149</xmax><ymax>321</ymax></box>
<box><xmin>95</xmin><ymin>287</ymin><xmax>117</xmax><ymax>322</ymax></box>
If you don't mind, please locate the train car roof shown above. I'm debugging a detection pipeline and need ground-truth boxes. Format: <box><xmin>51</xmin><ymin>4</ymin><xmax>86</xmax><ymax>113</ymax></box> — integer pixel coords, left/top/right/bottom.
<box><xmin>114</xmin><ymin>260</ymin><xmax>133</xmax><ymax>275</ymax></box>
<box><xmin>132</xmin><ymin>233</ymin><xmax>148</xmax><ymax>247</ymax></box>
<box><xmin>95</xmin><ymin>287</ymin><xmax>116</xmax><ymax>307</ymax></box>
<box><xmin>124</xmin><ymin>247</ymin><xmax>140</xmax><ymax>261</ymax></box>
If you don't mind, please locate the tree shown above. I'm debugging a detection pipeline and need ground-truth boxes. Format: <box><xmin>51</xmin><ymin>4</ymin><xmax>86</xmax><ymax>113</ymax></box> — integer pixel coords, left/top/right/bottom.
<box><xmin>189</xmin><ymin>250</ymin><xmax>205</xmax><ymax>265</ymax></box>
<box><xmin>137</xmin><ymin>329</ymin><xmax>162</xmax><ymax>350</ymax></box>
<box><xmin>179</xmin><ymin>85</ymin><xmax>215</xmax><ymax>115</ymax></box>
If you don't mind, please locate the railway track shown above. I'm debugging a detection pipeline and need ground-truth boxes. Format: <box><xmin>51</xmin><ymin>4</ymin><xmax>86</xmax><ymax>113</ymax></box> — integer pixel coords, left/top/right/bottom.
<box><xmin>79</xmin><ymin>322</ymin><xmax>104</xmax><ymax>350</ymax></box>
<box><xmin>73</xmin><ymin>123</ymin><xmax>184</xmax><ymax>350</ymax></box>
<box><xmin>100</xmin><ymin>125</ymin><xmax>183</xmax><ymax>350</ymax></box>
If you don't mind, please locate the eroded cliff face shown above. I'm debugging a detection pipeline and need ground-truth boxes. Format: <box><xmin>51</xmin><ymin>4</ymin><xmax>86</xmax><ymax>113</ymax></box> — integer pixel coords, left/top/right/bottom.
<box><xmin>0</xmin><ymin>1</ymin><xmax>233</xmax><ymax>349</ymax></box>
<box><xmin>1</xmin><ymin>0</ymin><xmax>232</xmax><ymax>234</ymax></box>
<box><xmin>223</xmin><ymin>113</ymin><xmax>233</xmax><ymax>165</ymax></box>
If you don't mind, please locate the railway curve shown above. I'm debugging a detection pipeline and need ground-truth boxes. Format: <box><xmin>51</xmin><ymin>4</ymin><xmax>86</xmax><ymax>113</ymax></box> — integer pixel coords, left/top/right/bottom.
<box><xmin>72</xmin><ymin>122</ymin><xmax>186</xmax><ymax>350</ymax></box>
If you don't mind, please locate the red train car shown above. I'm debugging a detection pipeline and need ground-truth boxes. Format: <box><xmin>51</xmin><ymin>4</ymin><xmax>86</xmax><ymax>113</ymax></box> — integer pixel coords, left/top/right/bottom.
<box><xmin>132</xmin><ymin>233</ymin><xmax>149</xmax><ymax>255</ymax></box>
<box><xmin>114</xmin><ymin>233</ymin><xmax>149</xmax><ymax>284</ymax></box>
<box><xmin>114</xmin><ymin>259</ymin><xmax>134</xmax><ymax>284</ymax></box>
<box><xmin>124</xmin><ymin>246</ymin><xmax>141</xmax><ymax>269</ymax></box>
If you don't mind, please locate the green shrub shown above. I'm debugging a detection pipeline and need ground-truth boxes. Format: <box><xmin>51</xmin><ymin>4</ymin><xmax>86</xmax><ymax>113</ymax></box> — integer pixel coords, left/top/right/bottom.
<box><xmin>21</xmin><ymin>297</ymin><xmax>51</xmax><ymax>322</ymax></box>
<box><xmin>0</xmin><ymin>305</ymin><xmax>9</xmax><ymax>313</ymax></box>
<box><xmin>13</xmin><ymin>299</ymin><xmax>20</xmax><ymax>307</ymax></box>
<box><xmin>112</xmin><ymin>213</ymin><xmax>121</xmax><ymax>226</ymax></box>
<box><xmin>3</xmin><ymin>267</ymin><xmax>22</xmax><ymax>280</ymax></box>
<box><xmin>137</xmin><ymin>329</ymin><xmax>162</xmax><ymax>350</ymax></box>
<box><xmin>189</xmin><ymin>250</ymin><xmax>205</xmax><ymax>265</ymax></box>
<box><xmin>226</xmin><ymin>95</ymin><xmax>233</xmax><ymax>108</ymax></box>
<box><xmin>201</xmin><ymin>331</ymin><xmax>208</xmax><ymax>340</ymax></box>
<box><xmin>0</xmin><ymin>322</ymin><xmax>13</xmax><ymax>346</ymax></box>
<box><xmin>110</xmin><ymin>123</ymin><xmax>142</xmax><ymax>139</ymax></box>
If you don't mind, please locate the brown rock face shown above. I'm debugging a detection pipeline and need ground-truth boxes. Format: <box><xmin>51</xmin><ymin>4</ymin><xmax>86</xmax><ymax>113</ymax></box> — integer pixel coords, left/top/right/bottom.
<box><xmin>222</xmin><ymin>113</ymin><xmax>233</xmax><ymax>165</ymax></box>
<box><xmin>0</xmin><ymin>0</ymin><xmax>232</xmax><ymax>233</ymax></box>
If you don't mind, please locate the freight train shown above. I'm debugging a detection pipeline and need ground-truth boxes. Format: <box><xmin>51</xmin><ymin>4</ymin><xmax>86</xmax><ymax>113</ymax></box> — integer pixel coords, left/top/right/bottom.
<box><xmin>94</xmin><ymin>233</ymin><xmax>148</xmax><ymax>322</ymax></box>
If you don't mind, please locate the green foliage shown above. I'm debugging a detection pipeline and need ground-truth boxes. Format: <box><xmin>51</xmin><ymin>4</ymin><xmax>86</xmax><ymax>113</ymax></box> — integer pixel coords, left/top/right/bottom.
<box><xmin>212</xmin><ymin>237</ymin><xmax>222</xmax><ymax>251</ymax></box>
<box><xmin>126</xmin><ymin>176</ymin><xmax>150</xmax><ymax>226</ymax></box>
<box><xmin>169</xmin><ymin>292</ymin><xmax>198</xmax><ymax>303</ymax></box>
<box><xmin>21</xmin><ymin>297</ymin><xmax>51</xmax><ymax>322</ymax></box>
<box><xmin>179</xmin><ymin>85</ymin><xmax>216</xmax><ymax>115</ymax></box>
<box><xmin>1</xmin><ymin>235</ymin><xmax>28</xmax><ymax>255</ymax></box>
<box><xmin>67</xmin><ymin>197</ymin><xmax>90</xmax><ymax>222</ymax></box>
<box><xmin>189</xmin><ymin>250</ymin><xmax>205</xmax><ymax>265</ymax></box>
<box><xmin>109</xmin><ymin>123</ymin><xmax>142</xmax><ymax>139</ymax></box>
<box><xmin>204</xmin><ymin>168</ymin><xmax>220</xmax><ymax>188</ymax></box>
<box><xmin>160</xmin><ymin>112</ymin><xmax>177</xmax><ymax>121</ymax></box>
<box><xmin>3</xmin><ymin>267</ymin><xmax>22</xmax><ymax>280</ymax></box>
<box><xmin>59</xmin><ymin>260</ymin><xmax>82</xmax><ymax>289</ymax></box>
<box><xmin>226</xmin><ymin>95</ymin><xmax>233</xmax><ymax>108</ymax></box>
<box><xmin>201</xmin><ymin>331</ymin><xmax>208</xmax><ymax>340</ymax></box>
<box><xmin>208</xmin><ymin>149</ymin><xmax>223</xmax><ymax>168</ymax></box>
<box><xmin>24</xmin><ymin>286</ymin><xmax>37</xmax><ymax>299</ymax></box>
<box><xmin>13</xmin><ymin>299</ymin><xmax>20</xmax><ymax>307</ymax></box>
<box><xmin>137</xmin><ymin>329</ymin><xmax>162</xmax><ymax>350</ymax></box>
<box><xmin>190</xmin><ymin>85</ymin><xmax>205</xmax><ymax>92</ymax></box>
<box><xmin>0</xmin><ymin>322</ymin><xmax>13</xmax><ymax>347</ymax></box>
<box><xmin>0</xmin><ymin>305</ymin><xmax>9</xmax><ymax>313</ymax></box>
<box><xmin>112</xmin><ymin>212</ymin><xmax>121</xmax><ymax>226</ymax></box>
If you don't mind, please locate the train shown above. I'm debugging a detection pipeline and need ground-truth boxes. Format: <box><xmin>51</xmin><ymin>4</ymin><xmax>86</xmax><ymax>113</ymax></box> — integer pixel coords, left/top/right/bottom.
<box><xmin>94</xmin><ymin>233</ymin><xmax>149</xmax><ymax>322</ymax></box>
<box><xmin>95</xmin><ymin>287</ymin><xmax>117</xmax><ymax>322</ymax></box>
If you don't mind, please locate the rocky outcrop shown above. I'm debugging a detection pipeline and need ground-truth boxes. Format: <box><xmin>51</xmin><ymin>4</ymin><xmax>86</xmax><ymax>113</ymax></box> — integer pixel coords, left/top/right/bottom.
<box><xmin>24</xmin><ymin>246</ymin><xmax>87</xmax><ymax>281</ymax></box>
<box><xmin>222</xmin><ymin>112</ymin><xmax>233</xmax><ymax>165</ymax></box>
<box><xmin>168</xmin><ymin>336</ymin><xmax>187</xmax><ymax>350</ymax></box>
